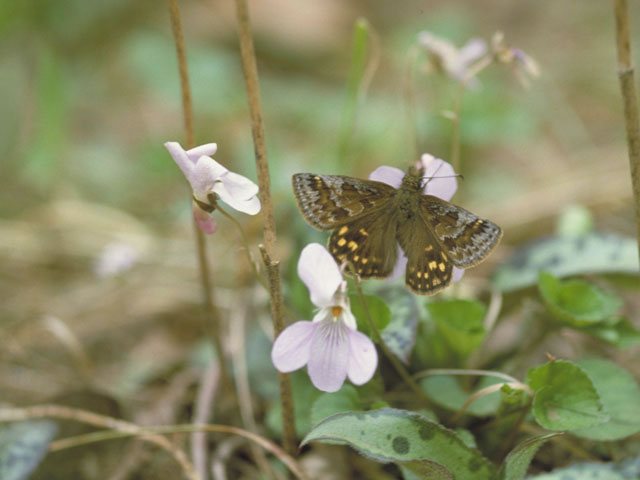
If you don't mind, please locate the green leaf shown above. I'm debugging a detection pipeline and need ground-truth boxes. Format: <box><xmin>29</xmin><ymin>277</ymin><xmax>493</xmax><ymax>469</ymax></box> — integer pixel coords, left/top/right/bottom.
<box><xmin>492</xmin><ymin>233</ymin><xmax>640</xmax><ymax>291</ymax></box>
<box><xmin>526</xmin><ymin>360</ymin><xmax>608</xmax><ymax>430</ymax></box>
<box><xmin>538</xmin><ymin>271</ymin><xmax>622</xmax><ymax>326</ymax></box>
<box><xmin>310</xmin><ymin>385</ymin><xmax>362</xmax><ymax>427</ymax></box>
<box><xmin>350</xmin><ymin>294</ymin><xmax>391</xmax><ymax>338</ymax></box>
<box><xmin>571</xmin><ymin>358</ymin><xmax>640</xmax><ymax>440</ymax></box>
<box><xmin>426</xmin><ymin>299</ymin><xmax>486</xmax><ymax>358</ymax></box>
<box><xmin>500</xmin><ymin>433</ymin><xmax>561</xmax><ymax>480</ymax></box>
<box><xmin>0</xmin><ymin>420</ymin><xmax>58</xmax><ymax>480</ymax></box>
<box><xmin>582</xmin><ymin>316</ymin><xmax>640</xmax><ymax>348</ymax></box>
<box><xmin>301</xmin><ymin>408</ymin><xmax>495</xmax><ymax>479</ymax></box>
<box><xmin>420</xmin><ymin>375</ymin><xmax>503</xmax><ymax>417</ymax></box>
<box><xmin>338</xmin><ymin>18</ymin><xmax>370</xmax><ymax>161</ymax></box>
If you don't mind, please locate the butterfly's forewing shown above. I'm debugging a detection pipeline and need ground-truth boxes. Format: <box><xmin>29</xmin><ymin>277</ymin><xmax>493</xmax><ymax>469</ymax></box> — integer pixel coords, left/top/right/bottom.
<box><xmin>396</xmin><ymin>216</ymin><xmax>454</xmax><ymax>295</ymax></box>
<box><xmin>328</xmin><ymin>212</ymin><xmax>398</xmax><ymax>279</ymax></box>
<box><xmin>292</xmin><ymin>174</ymin><xmax>395</xmax><ymax>230</ymax></box>
<box><xmin>420</xmin><ymin>195</ymin><xmax>502</xmax><ymax>268</ymax></box>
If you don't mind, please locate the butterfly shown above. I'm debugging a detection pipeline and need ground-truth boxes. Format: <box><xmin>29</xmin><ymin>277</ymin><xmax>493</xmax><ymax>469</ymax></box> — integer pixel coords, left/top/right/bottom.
<box><xmin>292</xmin><ymin>165</ymin><xmax>502</xmax><ymax>295</ymax></box>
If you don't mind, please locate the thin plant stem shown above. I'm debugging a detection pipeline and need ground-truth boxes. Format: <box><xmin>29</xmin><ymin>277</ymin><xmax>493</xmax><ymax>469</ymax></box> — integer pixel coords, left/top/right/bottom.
<box><xmin>216</xmin><ymin>204</ymin><xmax>266</xmax><ymax>289</ymax></box>
<box><xmin>0</xmin><ymin>405</ymin><xmax>307</xmax><ymax>480</ymax></box>
<box><xmin>414</xmin><ymin>368</ymin><xmax>520</xmax><ymax>384</ymax></box>
<box><xmin>449</xmin><ymin>55</ymin><xmax>493</xmax><ymax>172</ymax></box>
<box><xmin>168</xmin><ymin>0</ymin><xmax>230</xmax><ymax>386</ymax></box>
<box><xmin>0</xmin><ymin>404</ymin><xmax>200</xmax><ymax>480</ymax></box>
<box><xmin>351</xmin><ymin>273</ymin><xmax>432</xmax><ymax>405</ymax></box>
<box><xmin>613</xmin><ymin>0</ymin><xmax>640</xmax><ymax>262</ymax></box>
<box><xmin>217</xmin><ymin>204</ymin><xmax>296</xmax><ymax>324</ymax></box>
<box><xmin>450</xmin><ymin>381</ymin><xmax>532</xmax><ymax>423</ymax></box>
<box><xmin>233</xmin><ymin>0</ymin><xmax>296</xmax><ymax>454</ymax></box>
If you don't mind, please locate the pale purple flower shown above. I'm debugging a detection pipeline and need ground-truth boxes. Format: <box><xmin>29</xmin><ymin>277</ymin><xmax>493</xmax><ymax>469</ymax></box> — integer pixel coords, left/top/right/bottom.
<box><xmin>369</xmin><ymin>154</ymin><xmax>464</xmax><ymax>283</ymax></box>
<box><xmin>271</xmin><ymin>243</ymin><xmax>377</xmax><ymax>392</ymax></box>
<box><xmin>418</xmin><ymin>31</ymin><xmax>487</xmax><ymax>86</ymax></box>
<box><xmin>491</xmin><ymin>31</ymin><xmax>539</xmax><ymax>88</ymax></box>
<box><xmin>94</xmin><ymin>242</ymin><xmax>139</xmax><ymax>278</ymax></box>
<box><xmin>164</xmin><ymin>142</ymin><xmax>261</xmax><ymax>234</ymax></box>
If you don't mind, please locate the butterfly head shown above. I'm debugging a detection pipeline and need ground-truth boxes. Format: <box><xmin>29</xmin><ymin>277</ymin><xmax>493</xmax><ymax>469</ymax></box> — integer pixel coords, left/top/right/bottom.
<box><xmin>401</xmin><ymin>165</ymin><xmax>426</xmax><ymax>192</ymax></box>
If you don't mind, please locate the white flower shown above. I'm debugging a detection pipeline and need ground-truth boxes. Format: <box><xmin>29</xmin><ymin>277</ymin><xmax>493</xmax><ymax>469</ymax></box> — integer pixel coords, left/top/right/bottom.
<box><xmin>164</xmin><ymin>142</ymin><xmax>261</xmax><ymax>234</ymax></box>
<box><xmin>369</xmin><ymin>154</ymin><xmax>464</xmax><ymax>284</ymax></box>
<box><xmin>418</xmin><ymin>31</ymin><xmax>487</xmax><ymax>85</ymax></box>
<box><xmin>271</xmin><ymin>243</ymin><xmax>378</xmax><ymax>392</ymax></box>
<box><xmin>94</xmin><ymin>242</ymin><xmax>139</xmax><ymax>278</ymax></box>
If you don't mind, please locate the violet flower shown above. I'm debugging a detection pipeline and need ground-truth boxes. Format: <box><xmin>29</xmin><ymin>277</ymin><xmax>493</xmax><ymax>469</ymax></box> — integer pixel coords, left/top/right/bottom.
<box><xmin>164</xmin><ymin>142</ymin><xmax>260</xmax><ymax>234</ymax></box>
<box><xmin>271</xmin><ymin>243</ymin><xmax>377</xmax><ymax>392</ymax></box>
<box><xmin>369</xmin><ymin>154</ymin><xmax>465</xmax><ymax>283</ymax></box>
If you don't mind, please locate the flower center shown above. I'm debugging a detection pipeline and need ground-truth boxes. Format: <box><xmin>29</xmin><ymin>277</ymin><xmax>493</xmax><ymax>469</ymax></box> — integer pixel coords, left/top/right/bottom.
<box><xmin>331</xmin><ymin>306</ymin><xmax>343</xmax><ymax>318</ymax></box>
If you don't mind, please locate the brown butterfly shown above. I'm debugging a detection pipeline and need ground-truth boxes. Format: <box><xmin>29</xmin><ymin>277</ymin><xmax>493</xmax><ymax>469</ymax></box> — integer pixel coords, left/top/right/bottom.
<box><xmin>292</xmin><ymin>165</ymin><xmax>502</xmax><ymax>295</ymax></box>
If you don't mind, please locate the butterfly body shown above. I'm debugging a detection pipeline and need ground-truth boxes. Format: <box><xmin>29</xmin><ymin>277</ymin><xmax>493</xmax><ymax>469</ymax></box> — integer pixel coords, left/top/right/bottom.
<box><xmin>292</xmin><ymin>168</ymin><xmax>502</xmax><ymax>295</ymax></box>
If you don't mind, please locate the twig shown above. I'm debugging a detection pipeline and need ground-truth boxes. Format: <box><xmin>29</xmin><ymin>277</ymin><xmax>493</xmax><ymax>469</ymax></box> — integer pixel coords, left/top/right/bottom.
<box><xmin>351</xmin><ymin>273</ymin><xmax>432</xmax><ymax>405</ymax></box>
<box><xmin>191</xmin><ymin>363</ymin><xmax>220</xmax><ymax>480</ymax></box>
<box><xmin>0</xmin><ymin>404</ymin><xmax>200</xmax><ymax>480</ymax></box>
<box><xmin>233</xmin><ymin>0</ymin><xmax>296</xmax><ymax>455</ymax></box>
<box><xmin>0</xmin><ymin>405</ymin><xmax>308</xmax><ymax>480</ymax></box>
<box><xmin>613</xmin><ymin>0</ymin><xmax>640</xmax><ymax>263</ymax></box>
<box><xmin>229</xmin><ymin>301</ymin><xmax>282</xmax><ymax>480</ymax></box>
<box><xmin>168</xmin><ymin>0</ymin><xmax>230</xmax><ymax>385</ymax></box>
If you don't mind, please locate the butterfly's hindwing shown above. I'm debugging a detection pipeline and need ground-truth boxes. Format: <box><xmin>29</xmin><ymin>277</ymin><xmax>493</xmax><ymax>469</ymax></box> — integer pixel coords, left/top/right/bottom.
<box><xmin>420</xmin><ymin>195</ymin><xmax>502</xmax><ymax>268</ymax></box>
<box><xmin>292</xmin><ymin>173</ymin><xmax>395</xmax><ymax>230</ymax></box>
<box><xmin>328</xmin><ymin>212</ymin><xmax>398</xmax><ymax>279</ymax></box>
<box><xmin>396</xmin><ymin>216</ymin><xmax>453</xmax><ymax>295</ymax></box>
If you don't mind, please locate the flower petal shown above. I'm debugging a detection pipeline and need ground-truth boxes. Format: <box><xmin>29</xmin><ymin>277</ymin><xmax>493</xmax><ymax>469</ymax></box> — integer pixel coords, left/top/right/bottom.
<box><xmin>369</xmin><ymin>166</ymin><xmax>404</xmax><ymax>188</ymax></box>
<box><xmin>212</xmin><ymin>171</ymin><xmax>261</xmax><ymax>214</ymax></box>
<box><xmin>307</xmin><ymin>320</ymin><xmax>350</xmax><ymax>392</ymax></box>
<box><xmin>388</xmin><ymin>245</ymin><xmax>408</xmax><ymax>282</ymax></box>
<box><xmin>186</xmin><ymin>143</ymin><xmax>218</xmax><ymax>161</ymax></box>
<box><xmin>165</xmin><ymin>141</ymin><xmax>195</xmax><ymax>178</ymax></box>
<box><xmin>458</xmin><ymin>38</ymin><xmax>487</xmax><ymax>67</ymax></box>
<box><xmin>452</xmin><ymin>266</ymin><xmax>465</xmax><ymax>283</ymax></box>
<box><xmin>193</xmin><ymin>202</ymin><xmax>217</xmax><ymax>234</ymax></box>
<box><xmin>271</xmin><ymin>321</ymin><xmax>317</xmax><ymax>373</ymax></box>
<box><xmin>347</xmin><ymin>330</ymin><xmax>377</xmax><ymax>385</ymax></box>
<box><xmin>420</xmin><ymin>154</ymin><xmax>458</xmax><ymax>201</ymax></box>
<box><xmin>298</xmin><ymin>243</ymin><xmax>343</xmax><ymax>308</ymax></box>
<box><xmin>191</xmin><ymin>155</ymin><xmax>227</xmax><ymax>201</ymax></box>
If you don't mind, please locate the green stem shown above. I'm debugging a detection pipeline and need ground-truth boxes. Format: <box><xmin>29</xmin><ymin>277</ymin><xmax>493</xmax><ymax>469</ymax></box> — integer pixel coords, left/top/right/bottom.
<box><xmin>449</xmin><ymin>55</ymin><xmax>493</xmax><ymax>172</ymax></box>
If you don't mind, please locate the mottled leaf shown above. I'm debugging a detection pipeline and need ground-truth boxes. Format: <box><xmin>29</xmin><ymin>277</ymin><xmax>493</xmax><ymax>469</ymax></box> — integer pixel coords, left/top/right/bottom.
<box><xmin>302</xmin><ymin>408</ymin><xmax>495</xmax><ymax>479</ymax></box>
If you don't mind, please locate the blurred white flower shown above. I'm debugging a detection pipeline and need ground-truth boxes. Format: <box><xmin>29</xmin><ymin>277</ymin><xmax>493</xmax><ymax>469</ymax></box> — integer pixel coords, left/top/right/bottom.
<box><xmin>95</xmin><ymin>242</ymin><xmax>139</xmax><ymax>277</ymax></box>
<box><xmin>418</xmin><ymin>31</ymin><xmax>487</xmax><ymax>86</ymax></box>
